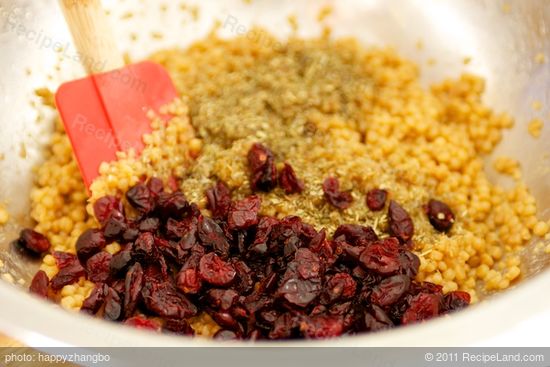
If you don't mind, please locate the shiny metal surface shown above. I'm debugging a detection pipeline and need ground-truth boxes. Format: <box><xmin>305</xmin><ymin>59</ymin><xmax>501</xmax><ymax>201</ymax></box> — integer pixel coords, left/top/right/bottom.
<box><xmin>0</xmin><ymin>0</ymin><xmax>549</xmax><ymax>348</ymax></box>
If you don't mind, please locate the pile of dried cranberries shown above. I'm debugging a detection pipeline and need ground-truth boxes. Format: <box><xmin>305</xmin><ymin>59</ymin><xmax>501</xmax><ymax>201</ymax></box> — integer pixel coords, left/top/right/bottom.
<box><xmin>23</xmin><ymin>143</ymin><xmax>468</xmax><ymax>340</ymax></box>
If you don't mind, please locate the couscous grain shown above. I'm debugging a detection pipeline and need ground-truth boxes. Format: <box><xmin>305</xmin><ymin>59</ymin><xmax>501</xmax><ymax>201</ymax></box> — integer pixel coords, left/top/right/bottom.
<box><xmin>0</xmin><ymin>205</ymin><xmax>9</xmax><ymax>225</ymax></box>
<box><xmin>528</xmin><ymin>118</ymin><xmax>544</xmax><ymax>138</ymax></box>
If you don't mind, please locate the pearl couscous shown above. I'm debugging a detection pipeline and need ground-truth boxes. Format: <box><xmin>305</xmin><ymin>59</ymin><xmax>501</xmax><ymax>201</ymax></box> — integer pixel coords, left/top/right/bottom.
<box><xmin>0</xmin><ymin>205</ymin><xmax>9</xmax><ymax>226</ymax></box>
<box><xmin>528</xmin><ymin>118</ymin><xmax>544</xmax><ymax>138</ymax></box>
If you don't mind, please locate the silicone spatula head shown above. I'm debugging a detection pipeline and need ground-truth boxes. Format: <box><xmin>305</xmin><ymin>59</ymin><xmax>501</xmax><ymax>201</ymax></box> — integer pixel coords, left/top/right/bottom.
<box><xmin>55</xmin><ymin>61</ymin><xmax>178</xmax><ymax>188</ymax></box>
<box><xmin>54</xmin><ymin>0</ymin><xmax>178</xmax><ymax>188</ymax></box>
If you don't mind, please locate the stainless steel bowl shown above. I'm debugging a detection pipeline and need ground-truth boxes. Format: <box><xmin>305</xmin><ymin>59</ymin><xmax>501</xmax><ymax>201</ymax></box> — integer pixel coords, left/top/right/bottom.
<box><xmin>1</xmin><ymin>0</ymin><xmax>549</xmax><ymax>348</ymax></box>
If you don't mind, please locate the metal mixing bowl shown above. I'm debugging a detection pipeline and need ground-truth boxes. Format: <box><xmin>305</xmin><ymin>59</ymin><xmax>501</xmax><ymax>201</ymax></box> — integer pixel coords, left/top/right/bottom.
<box><xmin>0</xmin><ymin>0</ymin><xmax>549</xmax><ymax>349</ymax></box>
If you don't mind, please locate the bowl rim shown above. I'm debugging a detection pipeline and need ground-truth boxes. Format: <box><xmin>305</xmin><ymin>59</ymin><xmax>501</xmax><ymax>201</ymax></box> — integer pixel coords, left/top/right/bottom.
<box><xmin>1</xmin><ymin>267</ymin><xmax>549</xmax><ymax>347</ymax></box>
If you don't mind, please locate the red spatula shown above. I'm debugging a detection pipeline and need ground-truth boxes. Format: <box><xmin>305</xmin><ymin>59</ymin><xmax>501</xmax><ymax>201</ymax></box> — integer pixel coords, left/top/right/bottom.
<box><xmin>55</xmin><ymin>0</ymin><xmax>178</xmax><ymax>188</ymax></box>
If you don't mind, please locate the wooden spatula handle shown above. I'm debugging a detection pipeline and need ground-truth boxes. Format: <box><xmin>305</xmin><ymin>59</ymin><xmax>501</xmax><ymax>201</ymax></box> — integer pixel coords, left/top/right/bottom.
<box><xmin>59</xmin><ymin>0</ymin><xmax>125</xmax><ymax>75</ymax></box>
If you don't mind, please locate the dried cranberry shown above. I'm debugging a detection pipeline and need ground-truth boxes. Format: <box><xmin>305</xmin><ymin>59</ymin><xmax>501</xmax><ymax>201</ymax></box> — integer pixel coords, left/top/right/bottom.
<box><xmin>269</xmin><ymin>313</ymin><xmax>299</xmax><ymax>339</ymax></box>
<box><xmin>399</xmin><ymin>250</ymin><xmax>420</xmax><ymax>277</ymax></box>
<box><xmin>76</xmin><ymin>229</ymin><xmax>106</xmax><ymax>263</ymax></box>
<box><xmin>111</xmin><ymin>279</ymin><xmax>126</xmax><ymax>295</ymax></box>
<box><xmin>321</xmin><ymin>273</ymin><xmax>356</xmax><ymax>304</ymax></box>
<box><xmin>207</xmin><ymin>289</ymin><xmax>239</xmax><ymax>311</ymax></box>
<box><xmin>366</xmin><ymin>189</ymin><xmax>388</xmax><ymax>211</ymax></box>
<box><xmin>251</xmin><ymin>217</ymin><xmax>278</xmax><ymax>254</ymax></box>
<box><xmin>199</xmin><ymin>253</ymin><xmax>236</xmax><ymax>286</ymax></box>
<box><xmin>93</xmin><ymin>196</ymin><xmax>124</xmax><ymax>225</ymax></box>
<box><xmin>126</xmin><ymin>183</ymin><xmax>154</xmax><ymax>214</ymax></box>
<box><xmin>243</xmin><ymin>293</ymin><xmax>272</xmax><ymax>315</ymax></box>
<box><xmin>125</xmin><ymin>316</ymin><xmax>161</xmax><ymax>331</ymax></box>
<box><xmin>198</xmin><ymin>216</ymin><xmax>230</xmax><ymax>257</ymax></box>
<box><xmin>258</xmin><ymin>309</ymin><xmax>280</xmax><ymax>326</ymax></box>
<box><xmin>351</xmin><ymin>265</ymin><xmax>369</xmax><ymax>280</ymax></box>
<box><xmin>29</xmin><ymin>270</ymin><xmax>49</xmax><ymax>298</ymax></box>
<box><xmin>236</xmin><ymin>232</ymin><xmax>248</xmax><ymax>255</ymax></box>
<box><xmin>330</xmin><ymin>302</ymin><xmax>353</xmax><ymax>320</ymax></box>
<box><xmin>53</xmin><ymin>251</ymin><xmax>76</xmax><ymax>269</ymax></box>
<box><xmin>110</xmin><ymin>247</ymin><xmax>134</xmax><ymax>276</ymax></box>
<box><xmin>85</xmin><ymin>251</ymin><xmax>112</xmax><ymax>283</ymax></box>
<box><xmin>138</xmin><ymin>217</ymin><xmax>160</xmax><ymax>232</ymax></box>
<box><xmin>363</xmin><ymin>305</ymin><xmax>394</xmax><ymax>331</ymax></box>
<box><xmin>158</xmin><ymin>256</ymin><xmax>169</xmax><ymax>278</ymax></box>
<box><xmin>359</xmin><ymin>238</ymin><xmax>401</xmax><ymax>275</ymax></box>
<box><xmin>177</xmin><ymin>229</ymin><xmax>199</xmax><ymax>253</ymax></box>
<box><xmin>248</xmin><ymin>143</ymin><xmax>277</xmax><ymax>192</ymax></box>
<box><xmin>154</xmin><ymin>238</ymin><xmax>175</xmax><ymax>262</ymax></box>
<box><xmin>180</xmin><ymin>245</ymin><xmax>205</xmax><ymax>271</ymax></box>
<box><xmin>308</xmin><ymin>228</ymin><xmax>326</xmax><ymax>251</ymax></box>
<box><xmin>426</xmin><ymin>199</ymin><xmax>455</xmax><ymax>232</ymax></box>
<box><xmin>281</xmin><ymin>237</ymin><xmax>299</xmax><ymax>258</ymax></box>
<box><xmin>206</xmin><ymin>181</ymin><xmax>232</xmax><ymax>219</ymax></box>
<box><xmin>278</xmin><ymin>163</ymin><xmax>304</xmax><ymax>194</ymax></box>
<box><xmin>300</xmin><ymin>315</ymin><xmax>344</xmax><ymax>339</ymax></box>
<box><xmin>401</xmin><ymin>293</ymin><xmax>440</xmax><ymax>324</ymax></box>
<box><xmin>231</xmin><ymin>305</ymin><xmax>249</xmax><ymax>320</ymax></box>
<box><xmin>388</xmin><ymin>201</ymin><xmax>414</xmax><ymax>243</ymax></box>
<box><xmin>17</xmin><ymin>229</ymin><xmax>50</xmax><ymax>255</ymax></box>
<box><xmin>124</xmin><ymin>263</ymin><xmax>144</xmax><ymax>318</ymax></box>
<box><xmin>50</xmin><ymin>254</ymin><xmax>86</xmax><ymax>290</ymax></box>
<box><xmin>147</xmin><ymin>177</ymin><xmax>165</xmax><ymax>197</ymax></box>
<box><xmin>231</xmin><ymin>260</ymin><xmax>254</xmax><ymax>294</ymax></box>
<box><xmin>309</xmin><ymin>231</ymin><xmax>336</xmax><ymax>264</ymax></box>
<box><xmin>133</xmin><ymin>232</ymin><xmax>156</xmax><ymax>260</ymax></box>
<box><xmin>164</xmin><ymin>319</ymin><xmax>194</xmax><ymax>335</ymax></box>
<box><xmin>165</xmin><ymin>217</ymin><xmax>196</xmax><ymax>240</ymax></box>
<box><xmin>328</xmin><ymin>301</ymin><xmax>352</xmax><ymax>316</ymax></box>
<box><xmin>81</xmin><ymin>284</ymin><xmax>107</xmax><ymax>315</ymax></box>
<box><xmin>176</xmin><ymin>268</ymin><xmax>202</xmax><ymax>294</ymax></box>
<box><xmin>341</xmin><ymin>243</ymin><xmax>366</xmax><ymax>262</ymax></box>
<box><xmin>103</xmin><ymin>216</ymin><xmax>127</xmax><ymax>241</ymax></box>
<box><xmin>441</xmin><ymin>291</ymin><xmax>470</xmax><ymax>313</ymax></box>
<box><xmin>247</xmin><ymin>143</ymin><xmax>271</xmax><ymax>174</ymax></box>
<box><xmin>358</xmin><ymin>287</ymin><xmax>376</xmax><ymax>312</ymax></box>
<box><xmin>258</xmin><ymin>271</ymin><xmax>279</xmax><ymax>293</ymax></box>
<box><xmin>157</xmin><ymin>192</ymin><xmax>189</xmax><ymax>219</ymax></box>
<box><xmin>143</xmin><ymin>263</ymin><xmax>168</xmax><ymax>283</ymax></box>
<box><xmin>333</xmin><ymin>224</ymin><xmax>378</xmax><ymax>245</ymax></box>
<box><xmin>366</xmin><ymin>272</ymin><xmax>385</xmax><ymax>289</ymax></box>
<box><xmin>211</xmin><ymin>311</ymin><xmax>241</xmax><ymax>331</ymax></box>
<box><xmin>104</xmin><ymin>287</ymin><xmax>122</xmax><ymax>321</ymax></box>
<box><xmin>370</xmin><ymin>275</ymin><xmax>410</xmax><ymax>307</ymax></box>
<box><xmin>301</xmin><ymin>222</ymin><xmax>318</xmax><ymax>241</ymax></box>
<box><xmin>292</xmin><ymin>249</ymin><xmax>320</xmax><ymax>280</ymax></box>
<box><xmin>386</xmin><ymin>298</ymin><xmax>409</xmax><ymax>324</ymax></box>
<box><xmin>278</xmin><ymin>277</ymin><xmax>321</xmax><ymax>308</ymax></box>
<box><xmin>160</xmin><ymin>238</ymin><xmax>192</xmax><ymax>264</ymax></box>
<box><xmin>122</xmin><ymin>227</ymin><xmax>140</xmax><ymax>242</ymax></box>
<box><xmin>227</xmin><ymin>196</ymin><xmax>261</xmax><ymax>231</ymax></box>
<box><xmin>141</xmin><ymin>280</ymin><xmax>197</xmax><ymax>318</ymax></box>
<box><xmin>322</xmin><ymin>177</ymin><xmax>353</xmax><ymax>209</ymax></box>
<box><xmin>270</xmin><ymin>216</ymin><xmax>307</xmax><ymax>258</ymax></box>
<box><xmin>343</xmin><ymin>309</ymin><xmax>359</xmax><ymax>331</ymax></box>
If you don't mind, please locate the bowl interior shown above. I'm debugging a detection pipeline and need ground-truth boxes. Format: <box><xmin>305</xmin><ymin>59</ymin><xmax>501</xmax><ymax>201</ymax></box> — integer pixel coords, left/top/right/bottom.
<box><xmin>0</xmin><ymin>0</ymin><xmax>549</xmax><ymax>346</ymax></box>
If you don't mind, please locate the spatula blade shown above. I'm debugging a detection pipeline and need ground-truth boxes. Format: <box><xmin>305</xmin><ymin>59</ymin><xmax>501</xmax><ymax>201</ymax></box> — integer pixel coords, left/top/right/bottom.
<box><xmin>55</xmin><ymin>61</ymin><xmax>178</xmax><ymax>188</ymax></box>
